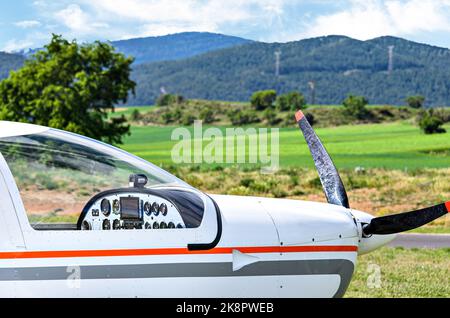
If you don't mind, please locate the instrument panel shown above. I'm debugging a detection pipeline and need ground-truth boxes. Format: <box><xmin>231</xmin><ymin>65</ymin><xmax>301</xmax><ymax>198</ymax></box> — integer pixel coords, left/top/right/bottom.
<box><xmin>80</xmin><ymin>192</ymin><xmax>186</xmax><ymax>231</ymax></box>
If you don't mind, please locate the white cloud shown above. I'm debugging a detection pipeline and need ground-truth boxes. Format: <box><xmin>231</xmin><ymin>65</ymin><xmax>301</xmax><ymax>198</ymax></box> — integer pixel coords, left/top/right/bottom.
<box><xmin>300</xmin><ymin>0</ymin><xmax>450</xmax><ymax>40</ymax></box>
<box><xmin>385</xmin><ymin>0</ymin><xmax>450</xmax><ymax>33</ymax></box>
<box><xmin>3</xmin><ymin>39</ymin><xmax>35</xmax><ymax>52</ymax></box>
<box><xmin>80</xmin><ymin>0</ymin><xmax>288</xmax><ymax>39</ymax></box>
<box><xmin>55</xmin><ymin>4</ymin><xmax>93</xmax><ymax>33</ymax></box>
<box><xmin>84</xmin><ymin>0</ymin><xmax>252</xmax><ymax>24</ymax></box>
<box><xmin>14</xmin><ymin>20</ymin><xmax>42</xmax><ymax>29</ymax></box>
<box><xmin>32</xmin><ymin>0</ymin><xmax>47</xmax><ymax>7</ymax></box>
<box><xmin>9</xmin><ymin>0</ymin><xmax>450</xmax><ymax>51</ymax></box>
<box><xmin>2</xmin><ymin>31</ymin><xmax>50</xmax><ymax>52</ymax></box>
<box><xmin>18</xmin><ymin>0</ymin><xmax>295</xmax><ymax>44</ymax></box>
<box><xmin>138</xmin><ymin>23</ymin><xmax>213</xmax><ymax>38</ymax></box>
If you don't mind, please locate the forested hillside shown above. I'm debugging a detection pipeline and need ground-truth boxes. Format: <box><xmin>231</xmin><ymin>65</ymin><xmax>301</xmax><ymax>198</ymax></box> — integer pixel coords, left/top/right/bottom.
<box><xmin>129</xmin><ymin>35</ymin><xmax>450</xmax><ymax>106</ymax></box>
<box><xmin>0</xmin><ymin>52</ymin><xmax>24</xmax><ymax>79</ymax></box>
<box><xmin>112</xmin><ymin>32</ymin><xmax>252</xmax><ymax>64</ymax></box>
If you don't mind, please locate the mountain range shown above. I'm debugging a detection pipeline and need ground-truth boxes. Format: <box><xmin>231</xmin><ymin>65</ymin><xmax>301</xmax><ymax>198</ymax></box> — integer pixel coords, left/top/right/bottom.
<box><xmin>112</xmin><ymin>32</ymin><xmax>252</xmax><ymax>64</ymax></box>
<box><xmin>1</xmin><ymin>32</ymin><xmax>450</xmax><ymax>106</ymax></box>
<box><xmin>0</xmin><ymin>52</ymin><xmax>25</xmax><ymax>79</ymax></box>
<box><xmin>128</xmin><ymin>35</ymin><xmax>450</xmax><ymax>106</ymax></box>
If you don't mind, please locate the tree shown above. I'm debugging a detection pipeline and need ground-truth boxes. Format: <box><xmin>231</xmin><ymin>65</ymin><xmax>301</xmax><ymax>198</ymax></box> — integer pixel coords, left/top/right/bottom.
<box><xmin>342</xmin><ymin>95</ymin><xmax>369</xmax><ymax>119</ymax></box>
<box><xmin>275</xmin><ymin>94</ymin><xmax>289</xmax><ymax>111</ymax></box>
<box><xmin>130</xmin><ymin>109</ymin><xmax>142</xmax><ymax>122</ymax></box>
<box><xmin>276</xmin><ymin>91</ymin><xmax>307</xmax><ymax>111</ymax></box>
<box><xmin>406</xmin><ymin>95</ymin><xmax>425</xmax><ymax>108</ymax></box>
<box><xmin>181</xmin><ymin>113</ymin><xmax>196</xmax><ymax>126</ymax></box>
<box><xmin>263</xmin><ymin>108</ymin><xmax>279</xmax><ymax>125</ymax></box>
<box><xmin>199</xmin><ymin>107</ymin><xmax>215</xmax><ymax>123</ymax></box>
<box><xmin>288</xmin><ymin>91</ymin><xmax>307</xmax><ymax>111</ymax></box>
<box><xmin>227</xmin><ymin>109</ymin><xmax>259</xmax><ymax>125</ymax></box>
<box><xmin>156</xmin><ymin>93</ymin><xmax>184</xmax><ymax>107</ymax></box>
<box><xmin>0</xmin><ymin>35</ymin><xmax>135</xmax><ymax>144</ymax></box>
<box><xmin>419</xmin><ymin>110</ymin><xmax>446</xmax><ymax>134</ymax></box>
<box><xmin>305</xmin><ymin>113</ymin><xmax>315</xmax><ymax>126</ymax></box>
<box><xmin>250</xmin><ymin>90</ymin><xmax>277</xmax><ymax>110</ymax></box>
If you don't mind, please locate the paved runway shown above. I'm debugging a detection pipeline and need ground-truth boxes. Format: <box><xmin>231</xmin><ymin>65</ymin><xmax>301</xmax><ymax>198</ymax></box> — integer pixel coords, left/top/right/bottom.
<box><xmin>388</xmin><ymin>234</ymin><xmax>450</xmax><ymax>249</ymax></box>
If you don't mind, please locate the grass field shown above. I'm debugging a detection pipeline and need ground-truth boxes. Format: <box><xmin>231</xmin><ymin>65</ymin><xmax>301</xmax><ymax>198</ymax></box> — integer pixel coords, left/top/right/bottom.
<box><xmin>121</xmin><ymin>121</ymin><xmax>450</xmax><ymax>169</ymax></box>
<box><xmin>112</xmin><ymin>105</ymin><xmax>154</xmax><ymax>117</ymax></box>
<box><xmin>346</xmin><ymin>247</ymin><xmax>450</xmax><ymax>297</ymax></box>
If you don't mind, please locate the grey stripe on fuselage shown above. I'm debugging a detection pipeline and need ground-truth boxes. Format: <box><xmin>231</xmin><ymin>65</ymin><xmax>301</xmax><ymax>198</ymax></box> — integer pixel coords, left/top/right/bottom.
<box><xmin>0</xmin><ymin>259</ymin><xmax>354</xmax><ymax>298</ymax></box>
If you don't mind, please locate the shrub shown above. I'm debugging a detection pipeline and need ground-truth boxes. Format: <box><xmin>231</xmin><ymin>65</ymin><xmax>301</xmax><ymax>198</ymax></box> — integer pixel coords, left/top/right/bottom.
<box><xmin>156</xmin><ymin>94</ymin><xmax>185</xmax><ymax>107</ymax></box>
<box><xmin>307</xmin><ymin>176</ymin><xmax>322</xmax><ymax>190</ymax></box>
<box><xmin>249</xmin><ymin>180</ymin><xmax>271</xmax><ymax>193</ymax></box>
<box><xmin>130</xmin><ymin>109</ymin><xmax>142</xmax><ymax>121</ymax></box>
<box><xmin>227</xmin><ymin>109</ymin><xmax>259</xmax><ymax>125</ymax></box>
<box><xmin>240</xmin><ymin>177</ymin><xmax>255</xmax><ymax>188</ymax></box>
<box><xmin>227</xmin><ymin>186</ymin><xmax>251</xmax><ymax>196</ymax></box>
<box><xmin>305</xmin><ymin>113</ymin><xmax>316</xmax><ymax>126</ymax></box>
<box><xmin>181</xmin><ymin>113</ymin><xmax>196</xmax><ymax>126</ymax></box>
<box><xmin>271</xmin><ymin>188</ymin><xmax>288</xmax><ymax>198</ymax></box>
<box><xmin>263</xmin><ymin>108</ymin><xmax>280</xmax><ymax>125</ymax></box>
<box><xmin>286</xmin><ymin>91</ymin><xmax>307</xmax><ymax>111</ymax></box>
<box><xmin>419</xmin><ymin>111</ymin><xmax>446</xmax><ymax>134</ymax></box>
<box><xmin>161</xmin><ymin>112</ymin><xmax>174</xmax><ymax>124</ymax></box>
<box><xmin>250</xmin><ymin>90</ymin><xmax>277</xmax><ymax>110</ymax></box>
<box><xmin>199</xmin><ymin>108</ymin><xmax>215</xmax><ymax>124</ymax></box>
<box><xmin>275</xmin><ymin>94</ymin><xmax>289</xmax><ymax>111</ymax></box>
<box><xmin>343</xmin><ymin>95</ymin><xmax>369</xmax><ymax>119</ymax></box>
<box><xmin>276</xmin><ymin>91</ymin><xmax>307</xmax><ymax>111</ymax></box>
<box><xmin>183</xmin><ymin>175</ymin><xmax>203</xmax><ymax>188</ymax></box>
<box><xmin>406</xmin><ymin>95</ymin><xmax>425</xmax><ymax>108</ymax></box>
<box><xmin>431</xmin><ymin>107</ymin><xmax>450</xmax><ymax>123</ymax></box>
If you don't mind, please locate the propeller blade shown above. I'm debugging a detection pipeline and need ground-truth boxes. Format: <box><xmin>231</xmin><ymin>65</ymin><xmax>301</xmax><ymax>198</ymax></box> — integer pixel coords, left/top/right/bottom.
<box><xmin>363</xmin><ymin>202</ymin><xmax>449</xmax><ymax>235</ymax></box>
<box><xmin>295</xmin><ymin>110</ymin><xmax>350</xmax><ymax>209</ymax></box>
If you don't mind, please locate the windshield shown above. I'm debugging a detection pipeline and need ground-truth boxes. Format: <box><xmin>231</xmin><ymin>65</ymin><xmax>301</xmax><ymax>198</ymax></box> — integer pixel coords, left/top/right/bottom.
<box><xmin>0</xmin><ymin>129</ymin><xmax>189</xmax><ymax>225</ymax></box>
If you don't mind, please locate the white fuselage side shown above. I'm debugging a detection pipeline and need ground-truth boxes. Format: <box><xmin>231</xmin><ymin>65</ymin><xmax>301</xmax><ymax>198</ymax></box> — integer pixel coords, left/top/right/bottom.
<box><xmin>0</xmin><ymin>191</ymin><xmax>359</xmax><ymax>298</ymax></box>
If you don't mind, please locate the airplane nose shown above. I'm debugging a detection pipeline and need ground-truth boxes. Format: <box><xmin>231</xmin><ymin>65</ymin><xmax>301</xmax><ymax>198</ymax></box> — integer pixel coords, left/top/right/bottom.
<box><xmin>350</xmin><ymin>209</ymin><xmax>396</xmax><ymax>255</ymax></box>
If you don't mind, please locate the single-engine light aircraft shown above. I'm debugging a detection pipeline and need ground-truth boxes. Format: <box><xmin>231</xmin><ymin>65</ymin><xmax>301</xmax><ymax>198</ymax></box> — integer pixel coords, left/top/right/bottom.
<box><xmin>0</xmin><ymin>112</ymin><xmax>447</xmax><ymax>297</ymax></box>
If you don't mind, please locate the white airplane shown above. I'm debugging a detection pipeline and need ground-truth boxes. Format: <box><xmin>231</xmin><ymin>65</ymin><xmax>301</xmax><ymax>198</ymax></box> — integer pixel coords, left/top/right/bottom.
<box><xmin>0</xmin><ymin>111</ymin><xmax>447</xmax><ymax>298</ymax></box>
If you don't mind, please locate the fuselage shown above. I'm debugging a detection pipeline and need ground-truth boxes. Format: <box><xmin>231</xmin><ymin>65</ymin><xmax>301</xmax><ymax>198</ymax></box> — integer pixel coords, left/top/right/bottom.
<box><xmin>0</xmin><ymin>194</ymin><xmax>359</xmax><ymax>298</ymax></box>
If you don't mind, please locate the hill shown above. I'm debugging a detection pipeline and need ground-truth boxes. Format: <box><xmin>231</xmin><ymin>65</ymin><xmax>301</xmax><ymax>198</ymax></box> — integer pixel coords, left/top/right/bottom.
<box><xmin>129</xmin><ymin>35</ymin><xmax>450</xmax><ymax>106</ymax></box>
<box><xmin>112</xmin><ymin>32</ymin><xmax>252</xmax><ymax>64</ymax></box>
<box><xmin>0</xmin><ymin>52</ymin><xmax>25</xmax><ymax>79</ymax></box>
<box><xmin>1</xmin><ymin>32</ymin><xmax>252</xmax><ymax>80</ymax></box>
<box><xmin>121</xmin><ymin>99</ymin><xmax>437</xmax><ymax>128</ymax></box>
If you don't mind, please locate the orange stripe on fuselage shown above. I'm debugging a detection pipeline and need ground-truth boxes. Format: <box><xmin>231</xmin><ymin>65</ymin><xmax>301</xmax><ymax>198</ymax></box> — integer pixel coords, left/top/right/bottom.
<box><xmin>445</xmin><ymin>201</ymin><xmax>450</xmax><ymax>213</ymax></box>
<box><xmin>0</xmin><ymin>245</ymin><xmax>358</xmax><ymax>260</ymax></box>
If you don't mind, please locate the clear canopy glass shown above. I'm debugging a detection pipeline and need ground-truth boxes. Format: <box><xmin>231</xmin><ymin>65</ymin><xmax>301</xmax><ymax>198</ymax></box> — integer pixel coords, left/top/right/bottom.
<box><xmin>0</xmin><ymin>129</ymin><xmax>189</xmax><ymax>224</ymax></box>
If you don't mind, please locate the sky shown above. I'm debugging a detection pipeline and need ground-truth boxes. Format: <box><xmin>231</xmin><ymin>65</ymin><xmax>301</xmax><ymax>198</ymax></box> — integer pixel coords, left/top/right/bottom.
<box><xmin>2</xmin><ymin>0</ymin><xmax>450</xmax><ymax>52</ymax></box>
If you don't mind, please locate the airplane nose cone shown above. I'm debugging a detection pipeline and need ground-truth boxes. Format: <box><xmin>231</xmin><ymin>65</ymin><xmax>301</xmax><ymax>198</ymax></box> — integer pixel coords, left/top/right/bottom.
<box><xmin>350</xmin><ymin>209</ymin><xmax>397</xmax><ymax>255</ymax></box>
<box><xmin>358</xmin><ymin>233</ymin><xmax>397</xmax><ymax>255</ymax></box>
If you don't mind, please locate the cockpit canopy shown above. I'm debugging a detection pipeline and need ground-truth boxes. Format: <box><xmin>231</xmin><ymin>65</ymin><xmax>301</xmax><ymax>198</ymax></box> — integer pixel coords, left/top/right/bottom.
<box><xmin>0</xmin><ymin>126</ymin><xmax>192</xmax><ymax>227</ymax></box>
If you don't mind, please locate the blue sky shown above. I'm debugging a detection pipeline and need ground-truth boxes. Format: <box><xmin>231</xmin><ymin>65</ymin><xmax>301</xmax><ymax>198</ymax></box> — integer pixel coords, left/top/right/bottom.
<box><xmin>2</xmin><ymin>0</ymin><xmax>450</xmax><ymax>52</ymax></box>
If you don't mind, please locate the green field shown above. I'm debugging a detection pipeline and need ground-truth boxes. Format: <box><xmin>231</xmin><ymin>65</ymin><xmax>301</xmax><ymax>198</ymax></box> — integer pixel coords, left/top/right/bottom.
<box><xmin>121</xmin><ymin>121</ymin><xmax>450</xmax><ymax>170</ymax></box>
<box><xmin>346</xmin><ymin>247</ymin><xmax>450</xmax><ymax>297</ymax></box>
<box><xmin>112</xmin><ymin>105</ymin><xmax>154</xmax><ymax>118</ymax></box>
